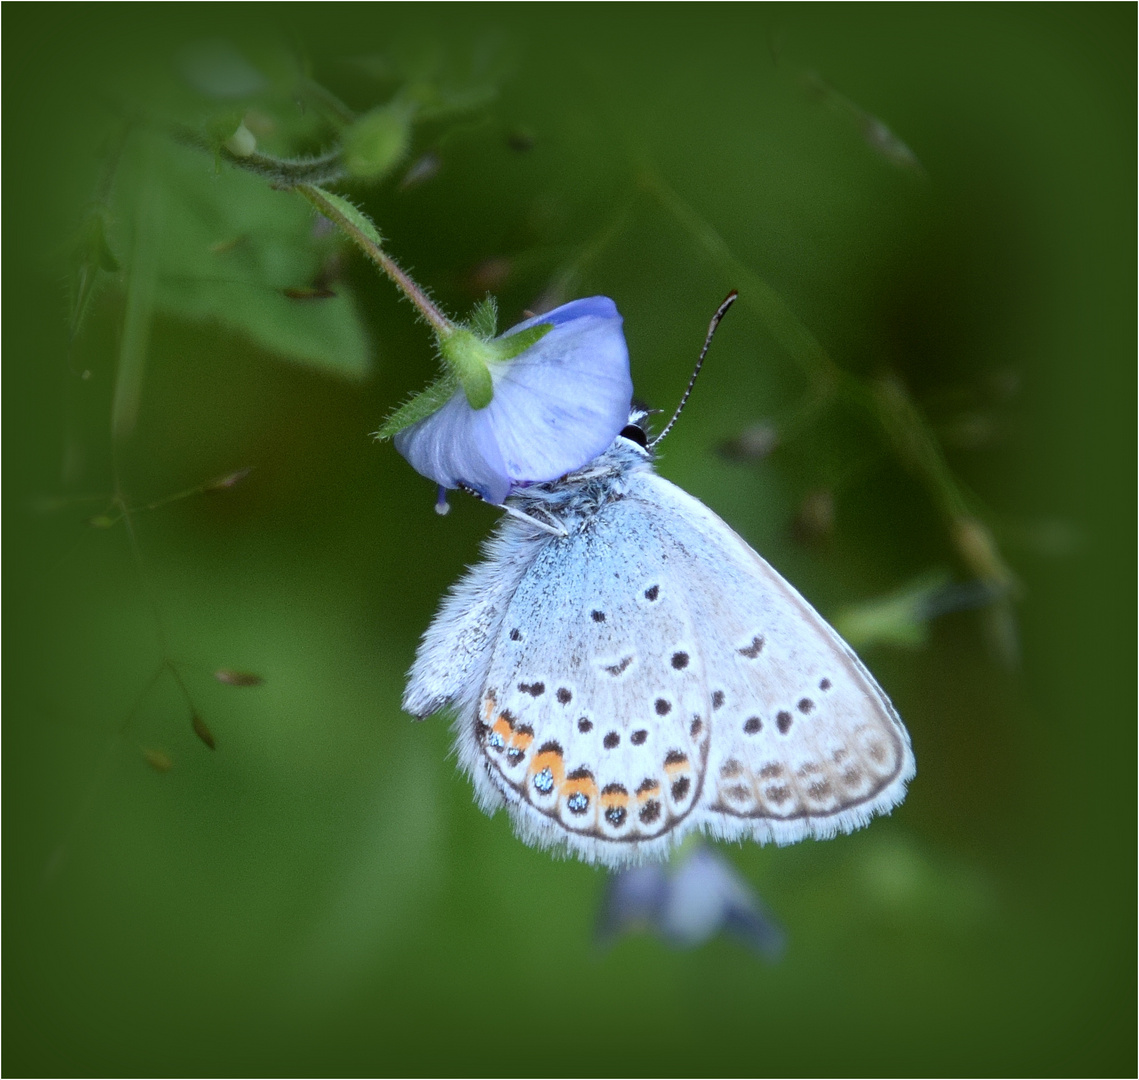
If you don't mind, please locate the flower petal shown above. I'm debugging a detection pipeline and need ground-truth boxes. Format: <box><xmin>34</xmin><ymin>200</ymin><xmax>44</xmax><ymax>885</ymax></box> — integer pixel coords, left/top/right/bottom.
<box><xmin>394</xmin><ymin>390</ymin><xmax>512</xmax><ymax>503</ymax></box>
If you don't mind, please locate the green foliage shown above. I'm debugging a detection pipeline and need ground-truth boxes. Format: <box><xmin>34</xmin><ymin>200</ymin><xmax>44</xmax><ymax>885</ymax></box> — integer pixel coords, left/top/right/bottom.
<box><xmin>7</xmin><ymin>7</ymin><xmax>1134</xmax><ymax>1078</ymax></box>
<box><xmin>109</xmin><ymin>136</ymin><xmax>371</xmax><ymax>379</ymax></box>
<box><xmin>342</xmin><ymin>104</ymin><xmax>413</xmax><ymax>180</ymax></box>
<box><xmin>834</xmin><ymin>571</ymin><xmax>953</xmax><ymax>649</ymax></box>
<box><xmin>349</xmin><ymin>37</ymin><xmax>506</xmax><ymax>121</ymax></box>
<box><xmin>69</xmin><ymin>207</ymin><xmax>122</xmax><ymax>338</ymax></box>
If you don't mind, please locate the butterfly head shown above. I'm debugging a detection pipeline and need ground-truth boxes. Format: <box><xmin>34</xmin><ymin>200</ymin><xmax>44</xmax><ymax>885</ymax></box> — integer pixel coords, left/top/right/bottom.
<box><xmin>617</xmin><ymin>408</ymin><xmax>652</xmax><ymax>451</ymax></box>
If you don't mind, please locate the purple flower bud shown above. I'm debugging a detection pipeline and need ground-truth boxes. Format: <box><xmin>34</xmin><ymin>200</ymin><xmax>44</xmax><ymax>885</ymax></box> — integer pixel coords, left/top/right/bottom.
<box><xmin>394</xmin><ymin>297</ymin><xmax>632</xmax><ymax>505</ymax></box>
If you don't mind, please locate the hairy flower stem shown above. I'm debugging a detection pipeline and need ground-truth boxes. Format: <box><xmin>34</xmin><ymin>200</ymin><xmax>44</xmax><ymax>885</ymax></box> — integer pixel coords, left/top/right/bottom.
<box><xmin>173</xmin><ymin>122</ymin><xmax>454</xmax><ymax>337</ymax></box>
<box><xmin>296</xmin><ymin>184</ymin><xmax>455</xmax><ymax>338</ymax></box>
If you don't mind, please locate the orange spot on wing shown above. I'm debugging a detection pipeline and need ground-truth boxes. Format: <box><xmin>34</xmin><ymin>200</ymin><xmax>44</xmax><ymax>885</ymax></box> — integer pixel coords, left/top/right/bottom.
<box><xmin>508</xmin><ymin>725</ymin><xmax>533</xmax><ymax>753</ymax></box>
<box><xmin>636</xmin><ymin>781</ymin><xmax>660</xmax><ymax>801</ymax></box>
<box><xmin>492</xmin><ymin>715</ymin><xmax>513</xmax><ymax>742</ymax></box>
<box><xmin>664</xmin><ymin>756</ymin><xmax>689</xmax><ymax>775</ymax></box>
<box><xmin>600</xmin><ymin>788</ymin><xmax>629</xmax><ymax>810</ymax></box>
<box><xmin>561</xmin><ymin>773</ymin><xmax>597</xmax><ymax>800</ymax></box>
<box><xmin>529</xmin><ymin>747</ymin><xmax>565</xmax><ymax>786</ymax></box>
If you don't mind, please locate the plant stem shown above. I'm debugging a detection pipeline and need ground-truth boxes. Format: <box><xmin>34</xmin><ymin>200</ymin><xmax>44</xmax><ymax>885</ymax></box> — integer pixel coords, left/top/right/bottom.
<box><xmin>296</xmin><ymin>184</ymin><xmax>455</xmax><ymax>337</ymax></box>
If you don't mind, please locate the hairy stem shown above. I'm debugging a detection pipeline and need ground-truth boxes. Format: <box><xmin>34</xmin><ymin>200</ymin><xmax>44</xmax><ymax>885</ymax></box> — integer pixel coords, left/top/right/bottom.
<box><xmin>297</xmin><ymin>184</ymin><xmax>455</xmax><ymax>337</ymax></box>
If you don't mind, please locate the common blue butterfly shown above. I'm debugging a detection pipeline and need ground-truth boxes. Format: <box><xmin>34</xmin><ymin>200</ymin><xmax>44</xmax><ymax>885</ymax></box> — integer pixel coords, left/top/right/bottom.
<box><xmin>402</xmin><ymin>297</ymin><xmax>915</xmax><ymax>866</ymax></box>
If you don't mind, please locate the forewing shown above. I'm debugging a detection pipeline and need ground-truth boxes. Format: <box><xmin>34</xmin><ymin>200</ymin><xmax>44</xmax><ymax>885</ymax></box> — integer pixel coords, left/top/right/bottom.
<box><xmin>462</xmin><ymin>496</ymin><xmax>713</xmax><ymax>865</ymax></box>
<box><xmin>638</xmin><ymin>473</ymin><xmax>916</xmax><ymax>846</ymax></box>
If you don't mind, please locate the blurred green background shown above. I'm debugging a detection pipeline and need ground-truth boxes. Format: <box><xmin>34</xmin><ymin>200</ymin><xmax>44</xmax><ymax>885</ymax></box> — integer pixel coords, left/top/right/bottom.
<box><xmin>5</xmin><ymin>5</ymin><xmax>1134</xmax><ymax>1075</ymax></box>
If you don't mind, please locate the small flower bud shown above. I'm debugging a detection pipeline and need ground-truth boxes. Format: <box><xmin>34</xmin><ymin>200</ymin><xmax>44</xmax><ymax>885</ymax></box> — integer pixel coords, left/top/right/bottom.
<box><xmin>224</xmin><ymin>122</ymin><xmax>257</xmax><ymax>159</ymax></box>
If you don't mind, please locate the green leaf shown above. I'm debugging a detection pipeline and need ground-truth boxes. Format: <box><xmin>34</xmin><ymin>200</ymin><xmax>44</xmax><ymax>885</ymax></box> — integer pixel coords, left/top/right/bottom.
<box><xmin>303</xmin><ymin>186</ymin><xmax>384</xmax><ymax>249</ymax></box>
<box><xmin>374</xmin><ymin>372</ymin><xmax>458</xmax><ymax>440</ymax></box>
<box><xmin>110</xmin><ymin>136</ymin><xmax>372</xmax><ymax>380</ymax></box>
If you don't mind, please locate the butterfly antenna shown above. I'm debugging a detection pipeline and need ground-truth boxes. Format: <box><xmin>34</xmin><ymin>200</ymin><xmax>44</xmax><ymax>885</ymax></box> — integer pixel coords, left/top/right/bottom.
<box><xmin>649</xmin><ymin>289</ymin><xmax>738</xmax><ymax>448</ymax></box>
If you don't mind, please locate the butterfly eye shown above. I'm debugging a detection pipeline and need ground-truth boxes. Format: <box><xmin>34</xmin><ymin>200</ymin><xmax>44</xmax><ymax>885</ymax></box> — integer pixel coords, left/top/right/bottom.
<box><xmin>619</xmin><ymin>424</ymin><xmax>648</xmax><ymax>448</ymax></box>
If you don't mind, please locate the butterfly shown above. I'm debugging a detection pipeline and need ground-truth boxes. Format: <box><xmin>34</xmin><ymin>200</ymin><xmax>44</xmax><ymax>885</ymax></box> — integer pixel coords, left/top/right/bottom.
<box><xmin>403</xmin><ymin>401</ymin><xmax>916</xmax><ymax>868</ymax></box>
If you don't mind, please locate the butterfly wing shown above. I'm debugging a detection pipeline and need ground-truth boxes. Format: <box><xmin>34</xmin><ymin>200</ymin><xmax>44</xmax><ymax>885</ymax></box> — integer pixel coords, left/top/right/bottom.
<box><xmin>636</xmin><ymin>471</ymin><xmax>915</xmax><ymax>848</ymax></box>
<box><xmin>403</xmin><ymin>526</ymin><xmax>548</xmax><ymax>723</ymax></box>
<box><xmin>454</xmin><ymin>494</ymin><xmax>715</xmax><ymax>865</ymax></box>
<box><xmin>407</xmin><ymin>464</ymin><xmax>914</xmax><ymax>868</ymax></box>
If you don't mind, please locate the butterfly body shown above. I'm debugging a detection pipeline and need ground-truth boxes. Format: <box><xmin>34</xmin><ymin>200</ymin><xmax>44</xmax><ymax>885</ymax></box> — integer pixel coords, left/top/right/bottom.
<box><xmin>404</xmin><ymin>418</ymin><xmax>915</xmax><ymax>867</ymax></box>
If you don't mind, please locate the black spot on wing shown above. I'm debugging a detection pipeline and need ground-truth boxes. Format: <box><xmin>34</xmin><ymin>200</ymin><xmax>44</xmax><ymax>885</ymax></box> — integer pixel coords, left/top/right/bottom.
<box><xmin>566</xmin><ymin>793</ymin><xmax>589</xmax><ymax>814</ymax></box>
<box><xmin>738</xmin><ymin>635</ymin><xmax>765</xmax><ymax>659</ymax></box>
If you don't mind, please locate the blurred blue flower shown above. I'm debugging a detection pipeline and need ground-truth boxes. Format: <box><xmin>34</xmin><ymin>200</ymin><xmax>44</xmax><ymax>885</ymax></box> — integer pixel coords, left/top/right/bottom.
<box><xmin>597</xmin><ymin>845</ymin><xmax>786</xmax><ymax>959</ymax></box>
<box><xmin>394</xmin><ymin>297</ymin><xmax>632</xmax><ymax>505</ymax></box>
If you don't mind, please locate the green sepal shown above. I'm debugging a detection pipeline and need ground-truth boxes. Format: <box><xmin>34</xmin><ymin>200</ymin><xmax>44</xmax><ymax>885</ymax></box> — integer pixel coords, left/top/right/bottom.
<box><xmin>377</xmin><ymin>315</ymin><xmax>555</xmax><ymax>436</ymax></box>
<box><xmin>468</xmin><ymin>296</ymin><xmax>498</xmax><ymax>339</ymax></box>
<box><xmin>374</xmin><ymin>372</ymin><xmax>459</xmax><ymax>440</ymax></box>
<box><xmin>493</xmin><ymin>321</ymin><xmax>552</xmax><ymax>361</ymax></box>
<box><xmin>440</xmin><ymin>329</ymin><xmax>495</xmax><ymax>409</ymax></box>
